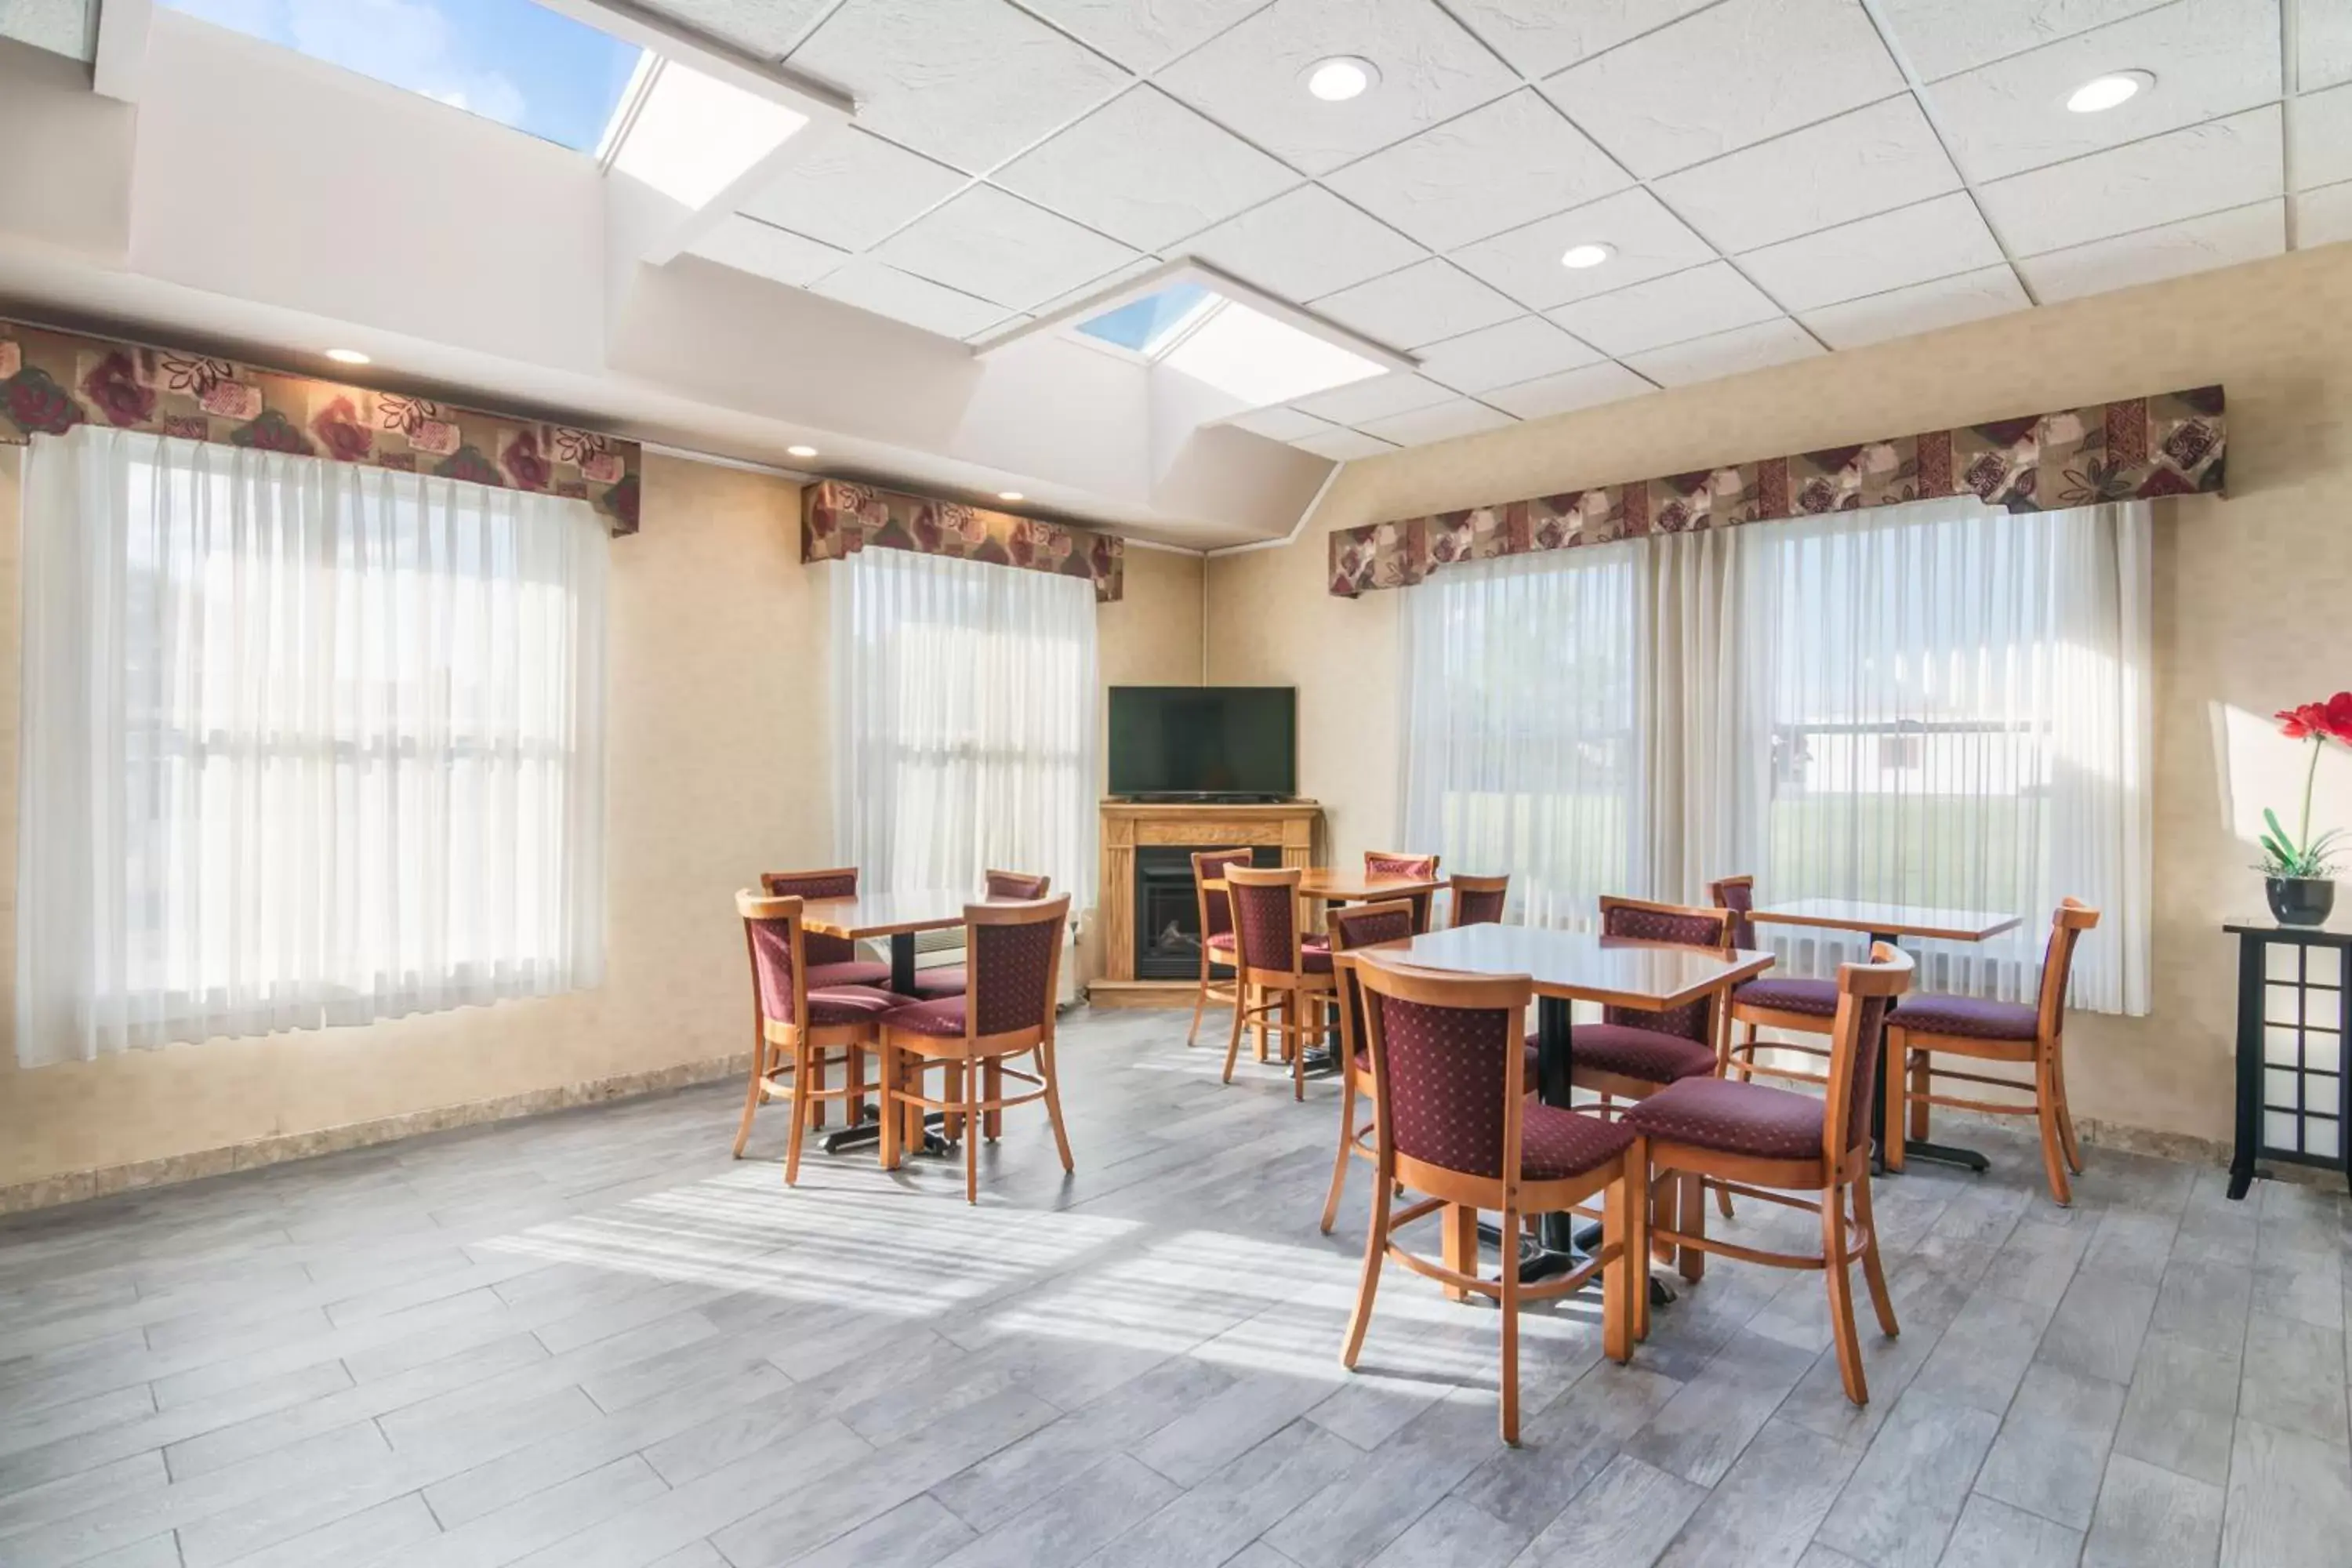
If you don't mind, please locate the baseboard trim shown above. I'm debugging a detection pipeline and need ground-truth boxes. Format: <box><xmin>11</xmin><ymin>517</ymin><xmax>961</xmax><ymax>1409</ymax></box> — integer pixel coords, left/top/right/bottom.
<box><xmin>0</xmin><ymin>1052</ymin><xmax>751</xmax><ymax>1218</ymax></box>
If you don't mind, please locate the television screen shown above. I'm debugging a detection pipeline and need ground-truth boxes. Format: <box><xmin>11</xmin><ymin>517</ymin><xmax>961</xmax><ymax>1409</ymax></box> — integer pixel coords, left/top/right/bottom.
<box><xmin>1109</xmin><ymin>687</ymin><xmax>1297</xmax><ymax>799</ymax></box>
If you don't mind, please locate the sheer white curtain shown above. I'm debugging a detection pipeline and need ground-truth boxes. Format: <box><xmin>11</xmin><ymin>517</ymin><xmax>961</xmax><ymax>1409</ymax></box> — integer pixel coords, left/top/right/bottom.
<box><xmin>831</xmin><ymin>547</ymin><xmax>1097</xmax><ymax>909</ymax></box>
<box><xmin>1727</xmin><ymin>496</ymin><xmax>2151</xmax><ymax>1013</ymax></box>
<box><xmin>17</xmin><ymin>426</ymin><xmax>608</xmax><ymax>1066</ymax></box>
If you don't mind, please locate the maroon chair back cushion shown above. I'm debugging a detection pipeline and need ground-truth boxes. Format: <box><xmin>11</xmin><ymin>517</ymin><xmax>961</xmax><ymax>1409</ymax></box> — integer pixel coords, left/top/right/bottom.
<box><xmin>1838</xmin><ymin>993</ymin><xmax>1893</xmax><ymax>1153</ymax></box>
<box><xmin>763</xmin><ymin>870</ymin><xmax>858</xmax><ymax>964</ymax></box>
<box><xmin>1365</xmin><ymin>853</ymin><xmax>1438</xmax><ymax>877</ymax></box>
<box><xmin>1193</xmin><ymin>848</ymin><xmax>1255</xmax><ymax>939</ymax></box>
<box><xmin>1453</xmin><ymin>883</ymin><xmax>1507</xmax><ymax>927</ymax></box>
<box><xmin>1229</xmin><ymin>880</ymin><xmax>1300</xmax><ymax>972</ymax></box>
<box><xmin>1372</xmin><ymin>993</ymin><xmax>1515</xmax><ymax>1178</ymax></box>
<box><xmin>1599</xmin><ymin>903</ymin><xmax>1728</xmax><ymax>1042</ymax></box>
<box><xmin>1708</xmin><ymin>877</ymin><xmax>1757</xmax><ymax>951</ymax></box>
<box><xmin>745</xmin><ymin>916</ymin><xmax>798</xmax><ymax>1025</ymax></box>
<box><xmin>1330</xmin><ymin>904</ymin><xmax>1417</xmax><ymax>1055</ymax></box>
<box><xmin>971</xmin><ymin>914</ymin><xmax>1062</xmax><ymax>1036</ymax></box>
<box><xmin>985</xmin><ymin>870</ymin><xmax>1051</xmax><ymax>899</ymax></box>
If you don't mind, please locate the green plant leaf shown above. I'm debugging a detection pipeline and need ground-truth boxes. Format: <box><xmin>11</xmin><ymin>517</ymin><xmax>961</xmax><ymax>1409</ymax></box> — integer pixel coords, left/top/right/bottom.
<box><xmin>2266</xmin><ymin>807</ymin><xmax>2297</xmax><ymax>855</ymax></box>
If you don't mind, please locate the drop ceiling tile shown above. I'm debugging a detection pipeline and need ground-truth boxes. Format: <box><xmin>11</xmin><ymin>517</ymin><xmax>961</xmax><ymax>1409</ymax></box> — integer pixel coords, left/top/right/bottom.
<box><xmin>1926</xmin><ymin>0</ymin><xmax>2282</xmax><ymax>183</ymax></box>
<box><xmin>869</xmin><ymin>185</ymin><xmax>1140</xmax><ymax>310</ymax></box>
<box><xmin>1622</xmin><ymin>317</ymin><xmax>1823</xmax><ymax>386</ymax></box>
<box><xmin>1798</xmin><ymin>264</ymin><xmax>2031</xmax><ymax>349</ymax></box>
<box><xmin>1309</xmin><ymin>259</ymin><xmax>1523</xmax><ymax>350</ymax></box>
<box><xmin>787</xmin><ymin>0</ymin><xmax>1131</xmax><ymax>174</ymax></box>
<box><xmin>1543</xmin><ymin>0</ymin><xmax>1907</xmax><ymax>178</ymax></box>
<box><xmin>1414</xmin><ymin>316</ymin><xmax>1604</xmax><ymax>394</ymax></box>
<box><xmin>1155</xmin><ymin>0</ymin><xmax>1519</xmax><ymax>176</ymax></box>
<box><xmin>2015</xmin><ymin>199</ymin><xmax>2285</xmax><ymax>302</ymax></box>
<box><xmin>1978</xmin><ymin>104</ymin><xmax>2283</xmax><ymax>255</ymax></box>
<box><xmin>996</xmin><ymin>87</ymin><xmax>1298</xmax><ymax>250</ymax></box>
<box><xmin>1446</xmin><ymin>0</ymin><xmax>1719</xmax><ymax>79</ymax></box>
<box><xmin>1547</xmin><ymin>261</ymin><xmax>1783</xmax><ymax>356</ymax></box>
<box><xmin>737</xmin><ymin>129</ymin><xmax>969</xmax><ymax>252</ymax></box>
<box><xmin>967</xmin><ymin>314</ymin><xmax>1034</xmax><ymax>344</ymax></box>
<box><xmin>1451</xmin><ymin>187</ymin><xmax>1718</xmax><ymax>310</ymax></box>
<box><xmin>2308</xmin><ymin>1</ymin><xmax>2352</xmax><ymax>91</ymax></box>
<box><xmin>687</xmin><ymin>216</ymin><xmax>851</xmax><ymax>285</ymax></box>
<box><xmin>1650</xmin><ymin>96</ymin><xmax>1963</xmax><ymax>254</ymax></box>
<box><xmin>2297</xmin><ymin>180</ymin><xmax>2352</xmax><ymax>248</ymax></box>
<box><xmin>1738</xmin><ymin>192</ymin><xmax>2005</xmax><ymax>311</ymax></box>
<box><xmin>637</xmin><ymin>0</ymin><xmax>838</xmax><ymax>57</ymax></box>
<box><xmin>1294</xmin><ymin>427</ymin><xmax>1402</xmax><ymax>461</ymax></box>
<box><xmin>2292</xmin><ymin>82</ymin><xmax>2352</xmax><ymax>191</ymax></box>
<box><xmin>1229</xmin><ymin>405</ymin><xmax>1338</xmax><ymax>441</ymax></box>
<box><xmin>1356</xmin><ymin>397</ymin><xmax>1518</xmax><ymax>447</ymax></box>
<box><xmin>1182</xmin><ymin>187</ymin><xmax>1428</xmax><ymax>303</ymax></box>
<box><xmin>1323</xmin><ymin>91</ymin><xmax>1633</xmax><ymax>252</ymax></box>
<box><xmin>1291</xmin><ymin>372</ymin><xmax>1455</xmax><ymax>425</ymax></box>
<box><xmin>1030</xmin><ymin>256</ymin><xmax>1168</xmax><ymax>319</ymax></box>
<box><xmin>2</xmin><ymin>0</ymin><xmax>94</xmax><ymax>58</ymax></box>
<box><xmin>1873</xmin><ymin>0</ymin><xmax>2171</xmax><ymax>82</ymax></box>
<box><xmin>1018</xmin><ymin>0</ymin><xmax>1266</xmax><ymax>71</ymax></box>
<box><xmin>813</xmin><ymin>260</ymin><xmax>1012</xmax><ymax>339</ymax></box>
<box><xmin>1482</xmin><ymin>361</ymin><xmax>1657</xmax><ymax>419</ymax></box>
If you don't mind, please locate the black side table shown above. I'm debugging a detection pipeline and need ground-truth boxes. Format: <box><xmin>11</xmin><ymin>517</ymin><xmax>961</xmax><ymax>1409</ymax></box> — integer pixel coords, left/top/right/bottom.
<box><xmin>2226</xmin><ymin>916</ymin><xmax>2352</xmax><ymax>1199</ymax></box>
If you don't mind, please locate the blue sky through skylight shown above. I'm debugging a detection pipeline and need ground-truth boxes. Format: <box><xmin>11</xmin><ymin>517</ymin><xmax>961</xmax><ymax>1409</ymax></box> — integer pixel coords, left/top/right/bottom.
<box><xmin>162</xmin><ymin>0</ymin><xmax>644</xmax><ymax>153</ymax></box>
<box><xmin>1076</xmin><ymin>283</ymin><xmax>1216</xmax><ymax>354</ymax></box>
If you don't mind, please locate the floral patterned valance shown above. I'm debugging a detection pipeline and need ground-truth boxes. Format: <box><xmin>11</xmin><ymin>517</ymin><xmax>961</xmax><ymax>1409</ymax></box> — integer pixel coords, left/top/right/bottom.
<box><xmin>0</xmin><ymin>321</ymin><xmax>641</xmax><ymax>533</ymax></box>
<box><xmin>803</xmin><ymin>478</ymin><xmax>1123</xmax><ymax>602</ymax></box>
<box><xmin>1327</xmin><ymin>385</ymin><xmax>2225</xmax><ymax>597</ymax></box>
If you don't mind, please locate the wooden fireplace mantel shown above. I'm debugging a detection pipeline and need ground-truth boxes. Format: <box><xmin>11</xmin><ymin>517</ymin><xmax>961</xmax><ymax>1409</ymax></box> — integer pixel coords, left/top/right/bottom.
<box><xmin>1093</xmin><ymin>798</ymin><xmax>1323</xmax><ymax>1007</ymax></box>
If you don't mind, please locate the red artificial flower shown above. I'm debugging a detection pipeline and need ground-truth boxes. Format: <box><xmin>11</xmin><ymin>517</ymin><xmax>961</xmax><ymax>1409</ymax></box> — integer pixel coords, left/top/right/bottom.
<box><xmin>2279</xmin><ymin>708</ymin><xmax>2312</xmax><ymax>739</ymax></box>
<box><xmin>2327</xmin><ymin>691</ymin><xmax>2352</xmax><ymax>744</ymax></box>
<box><xmin>2277</xmin><ymin>698</ymin><xmax>2352</xmax><ymax>743</ymax></box>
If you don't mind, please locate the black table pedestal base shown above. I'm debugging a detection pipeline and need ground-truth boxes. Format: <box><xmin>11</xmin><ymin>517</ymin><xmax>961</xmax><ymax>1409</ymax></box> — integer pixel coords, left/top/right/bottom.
<box><xmin>820</xmin><ymin>1109</ymin><xmax>952</xmax><ymax>1159</ymax></box>
<box><xmin>1898</xmin><ymin>1138</ymin><xmax>1991</xmax><ymax>1173</ymax></box>
<box><xmin>1475</xmin><ymin>1217</ymin><xmax>1677</xmax><ymax>1303</ymax></box>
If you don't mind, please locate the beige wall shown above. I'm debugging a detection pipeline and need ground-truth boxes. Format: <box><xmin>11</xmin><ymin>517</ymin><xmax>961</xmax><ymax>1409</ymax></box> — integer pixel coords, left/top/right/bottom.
<box><xmin>1209</xmin><ymin>241</ymin><xmax>2352</xmax><ymax>1149</ymax></box>
<box><xmin>0</xmin><ymin>449</ymin><xmax>1203</xmax><ymax>1192</ymax></box>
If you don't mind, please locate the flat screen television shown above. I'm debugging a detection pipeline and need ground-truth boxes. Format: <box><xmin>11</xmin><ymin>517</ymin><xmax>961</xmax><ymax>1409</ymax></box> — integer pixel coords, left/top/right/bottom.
<box><xmin>1109</xmin><ymin>686</ymin><xmax>1297</xmax><ymax>800</ymax></box>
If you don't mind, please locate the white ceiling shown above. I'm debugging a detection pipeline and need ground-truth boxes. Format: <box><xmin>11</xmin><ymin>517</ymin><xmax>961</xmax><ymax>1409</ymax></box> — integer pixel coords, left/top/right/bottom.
<box><xmin>627</xmin><ymin>0</ymin><xmax>2351</xmax><ymax>459</ymax></box>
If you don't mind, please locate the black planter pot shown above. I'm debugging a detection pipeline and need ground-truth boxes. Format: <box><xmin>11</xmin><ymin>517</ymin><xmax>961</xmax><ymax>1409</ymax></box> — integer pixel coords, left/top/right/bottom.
<box><xmin>2267</xmin><ymin>876</ymin><xmax>2337</xmax><ymax>927</ymax></box>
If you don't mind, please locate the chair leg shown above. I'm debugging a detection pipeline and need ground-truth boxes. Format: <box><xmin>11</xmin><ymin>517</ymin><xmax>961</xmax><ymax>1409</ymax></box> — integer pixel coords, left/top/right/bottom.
<box><xmin>2053</xmin><ymin>1040</ymin><xmax>2085</xmax><ymax>1174</ymax></box>
<box><xmin>783</xmin><ymin>1044</ymin><xmax>811</xmax><ymax>1188</ymax></box>
<box><xmin>1222</xmin><ymin>985</ymin><xmax>1249</xmax><ymax>1084</ymax></box>
<box><xmin>983</xmin><ymin>1058</ymin><xmax>1002</xmax><ymax>1142</ymax></box>
<box><xmin>963</xmin><ymin>1058</ymin><xmax>981</xmax><ymax>1205</ymax></box>
<box><xmin>1498</xmin><ymin>1201</ymin><xmax>1521</xmax><ymax>1446</ymax></box>
<box><xmin>1040</xmin><ymin>1041</ymin><xmax>1074</xmax><ymax>1174</ymax></box>
<box><xmin>1341</xmin><ymin>1166</ymin><xmax>1392</xmax><ymax>1370</ymax></box>
<box><xmin>1443</xmin><ymin>1203</ymin><xmax>1478</xmax><ymax>1304</ymax></box>
<box><xmin>1291</xmin><ymin>991</ymin><xmax>1307</xmax><ymax>1102</ymax></box>
<box><xmin>1882</xmin><ymin>1038</ymin><xmax>1909</xmax><ymax>1173</ymax></box>
<box><xmin>942</xmin><ymin>1063</ymin><xmax>964</xmax><ymax>1142</ymax></box>
<box><xmin>1676</xmin><ymin>1172</ymin><xmax>1706</xmax><ymax>1284</ymax></box>
<box><xmin>845</xmin><ymin>1045</ymin><xmax>866</xmax><ymax>1131</ymax></box>
<box><xmin>808</xmin><ymin>1052</ymin><xmax>827</xmax><ymax>1129</ymax></box>
<box><xmin>1602</xmin><ymin>1167</ymin><xmax>1632</xmax><ymax>1365</ymax></box>
<box><xmin>732</xmin><ymin>1044</ymin><xmax>766</xmax><ymax>1159</ymax></box>
<box><xmin>1853</xmin><ymin>1168</ymin><xmax>1899</xmax><ymax>1338</ymax></box>
<box><xmin>2036</xmin><ymin>1052</ymin><xmax>2074</xmax><ymax>1207</ymax></box>
<box><xmin>1626</xmin><ymin>1142</ymin><xmax>1651</xmax><ymax>1346</ymax></box>
<box><xmin>1319</xmin><ymin>1069</ymin><xmax>1357</xmax><ymax>1235</ymax></box>
<box><xmin>1734</xmin><ymin>1021</ymin><xmax>1756</xmax><ymax>1083</ymax></box>
<box><xmin>1187</xmin><ymin>956</ymin><xmax>1210</xmax><ymax>1047</ymax></box>
<box><xmin>1254</xmin><ymin>985</ymin><xmax>1269</xmax><ymax>1062</ymax></box>
<box><xmin>1822</xmin><ymin>1181</ymin><xmax>1867</xmax><ymax>1405</ymax></box>
<box><xmin>1650</xmin><ymin>1171</ymin><xmax>1679</xmax><ymax>1267</ymax></box>
<box><xmin>1907</xmin><ymin>1049</ymin><xmax>1932</xmax><ymax>1143</ymax></box>
<box><xmin>878</xmin><ymin>1046</ymin><xmax>902</xmax><ymax>1172</ymax></box>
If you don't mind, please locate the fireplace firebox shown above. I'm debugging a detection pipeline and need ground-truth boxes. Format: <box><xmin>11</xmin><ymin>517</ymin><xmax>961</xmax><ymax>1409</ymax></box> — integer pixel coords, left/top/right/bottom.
<box><xmin>1133</xmin><ymin>845</ymin><xmax>1279</xmax><ymax>980</ymax></box>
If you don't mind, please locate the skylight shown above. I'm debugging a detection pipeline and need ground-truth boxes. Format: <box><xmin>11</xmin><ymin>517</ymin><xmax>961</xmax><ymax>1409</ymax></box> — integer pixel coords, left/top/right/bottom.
<box><xmin>1075</xmin><ymin>284</ymin><xmax>1216</xmax><ymax>354</ymax></box>
<box><xmin>161</xmin><ymin>0</ymin><xmax>644</xmax><ymax>154</ymax></box>
<box><xmin>1070</xmin><ymin>281</ymin><xmax>1388</xmax><ymax>408</ymax></box>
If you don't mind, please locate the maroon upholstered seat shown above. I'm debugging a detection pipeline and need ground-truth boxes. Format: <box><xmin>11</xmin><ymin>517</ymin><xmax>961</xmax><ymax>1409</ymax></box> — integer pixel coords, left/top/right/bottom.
<box><xmin>1889</xmin><ymin>994</ymin><xmax>2038</xmax><ymax>1041</ymax></box>
<box><xmin>1301</xmin><ymin>936</ymin><xmax>1333</xmax><ymax>974</ymax></box>
<box><xmin>908</xmin><ymin>967</ymin><xmax>966</xmax><ymax>1000</ymax></box>
<box><xmin>878</xmin><ymin>994</ymin><xmax>967</xmax><ymax>1037</ymax></box>
<box><xmin>807</xmin><ymin>959</ymin><xmax>892</xmax><ymax>991</ymax></box>
<box><xmin>1621</xmin><ymin>1076</ymin><xmax>1828</xmax><ymax>1160</ymax></box>
<box><xmin>1544</xmin><ymin>1023</ymin><xmax>1718</xmax><ymax>1087</ymax></box>
<box><xmin>1520</xmin><ymin>1098</ymin><xmax>1637</xmax><ymax>1179</ymax></box>
<box><xmin>806</xmin><ymin>985</ymin><xmax>916</xmax><ymax>1027</ymax></box>
<box><xmin>1205</xmin><ymin>931</ymin><xmax>1236</xmax><ymax>953</ymax></box>
<box><xmin>1735</xmin><ymin>975</ymin><xmax>1840</xmax><ymax>1017</ymax></box>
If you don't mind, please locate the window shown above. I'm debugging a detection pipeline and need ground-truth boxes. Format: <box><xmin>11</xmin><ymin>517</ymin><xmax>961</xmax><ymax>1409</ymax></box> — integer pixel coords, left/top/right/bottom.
<box><xmin>16</xmin><ymin>427</ymin><xmax>608</xmax><ymax>1064</ymax></box>
<box><xmin>1045</xmin><ymin>267</ymin><xmax>1398</xmax><ymax>410</ymax></box>
<box><xmin>830</xmin><ymin>549</ymin><xmax>1097</xmax><ymax>909</ymax></box>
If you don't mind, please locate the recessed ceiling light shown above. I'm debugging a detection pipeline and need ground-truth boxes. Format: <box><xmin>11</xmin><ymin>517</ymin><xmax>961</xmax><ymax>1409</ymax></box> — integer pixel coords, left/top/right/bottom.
<box><xmin>997</xmin><ymin>491</ymin><xmax>1025</xmax><ymax>503</ymax></box>
<box><xmin>1303</xmin><ymin>56</ymin><xmax>1377</xmax><ymax>103</ymax></box>
<box><xmin>1559</xmin><ymin>243</ymin><xmax>1615</xmax><ymax>270</ymax></box>
<box><xmin>2066</xmin><ymin>71</ymin><xmax>2152</xmax><ymax>113</ymax></box>
<box><xmin>324</xmin><ymin>348</ymin><xmax>371</xmax><ymax>365</ymax></box>
<box><xmin>786</xmin><ymin>444</ymin><xmax>818</xmax><ymax>459</ymax></box>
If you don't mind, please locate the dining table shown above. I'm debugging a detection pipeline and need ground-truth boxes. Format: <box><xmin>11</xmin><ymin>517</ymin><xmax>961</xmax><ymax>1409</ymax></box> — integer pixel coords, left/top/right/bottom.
<box><xmin>797</xmin><ymin>886</ymin><xmax>1025</xmax><ymax>1155</ymax></box>
<box><xmin>1748</xmin><ymin>898</ymin><xmax>2022</xmax><ymax>1174</ymax></box>
<box><xmin>1371</xmin><ymin>923</ymin><xmax>1775</xmax><ymax>1297</ymax></box>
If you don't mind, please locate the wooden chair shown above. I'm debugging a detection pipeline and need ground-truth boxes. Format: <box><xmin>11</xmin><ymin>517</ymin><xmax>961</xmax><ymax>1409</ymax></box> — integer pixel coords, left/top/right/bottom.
<box><xmin>1363</xmin><ymin>850</ymin><xmax>1441</xmax><ymax>932</ymax></box>
<box><xmin>761</xmin><ymin>866</ymin><xmax>889</xmax><ymax>1125</ymax></box>
<box><xmin>875</xmin><ymin>895</ymin><xmax>1075</xmax><ymax>1203</ymax></box>
<box><xmin>1341</xmin><ymin>952</ymin><xmax>1640</xmax><ymax>1445</ymax></box>
<box><xmin>1186</xmin><ymin>848</ymin><xmax>1258</xmax><ymax>1048</ymax></box>
<box><xmin>1623</xmin><ymin>943</ymin><xmax>1914</xmax><ymax>1404</ymax></box>
<box><xmin>1222</xmin><ymin>865</ymin><xmax>1335</xmax><ymax>1100</ymax></box>
<box><xmin>733</xmin><ymin>891</ymin><xmax>913</xmax><ymax>1184</ymax></box>
<box><xmin>1449</xmin><ymin>873</ymin><xmax>1510</xmax><ymax>928</ymax></box>
<box><xmin>1318</xmin><ymin>900</ymin><xmax>1420</xmax><ymax>1235</ymax></box>
<box><xmin>905</xmin><ymin>869</ymin><xmax>1052</xmax><ymax>1000</ymax></box>
<box><xmin>1885</xmin><ymin>899</ymin><xmax>2100</xmax><ymax>1205</ymax></box>
<box><xmin>1710</xmin><ymin>874</ymin><xmax>1841</xmax><ymax>1091</ymax></box>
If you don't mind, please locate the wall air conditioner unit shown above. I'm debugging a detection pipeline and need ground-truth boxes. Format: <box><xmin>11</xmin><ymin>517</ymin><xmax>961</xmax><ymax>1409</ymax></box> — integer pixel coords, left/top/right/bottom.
<box><xmin>876</xmin><ymin>920</ymin><xmax>1083</xmax><ymax>1011</ymax></box>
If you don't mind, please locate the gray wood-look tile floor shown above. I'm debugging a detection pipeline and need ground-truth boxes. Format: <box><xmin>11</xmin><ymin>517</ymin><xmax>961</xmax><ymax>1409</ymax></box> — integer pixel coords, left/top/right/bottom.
<box><xmin>3</xmin><ymin>1005</ymin><xmax>2347</xmax><ymax>1568</ymax></box>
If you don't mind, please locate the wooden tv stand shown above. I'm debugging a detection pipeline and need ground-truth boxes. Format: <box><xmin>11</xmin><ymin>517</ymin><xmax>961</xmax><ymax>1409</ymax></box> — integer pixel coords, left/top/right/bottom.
<box><xmin>1092</xmin><ymin>798</ymin><xmax>1322</xmax><ymax>1008</ymax></box>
